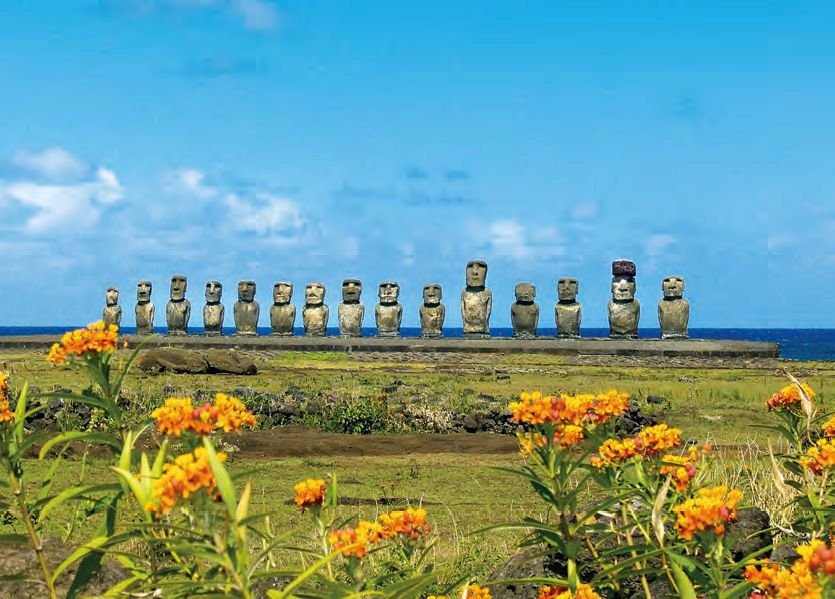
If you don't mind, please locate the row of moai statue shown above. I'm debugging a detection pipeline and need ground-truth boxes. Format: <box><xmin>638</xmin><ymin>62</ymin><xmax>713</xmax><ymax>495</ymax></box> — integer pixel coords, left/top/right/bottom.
<box><xmin>102</xmin><ymin>259</ymin><xmax>690</xmax><ymax>339</ymax></box>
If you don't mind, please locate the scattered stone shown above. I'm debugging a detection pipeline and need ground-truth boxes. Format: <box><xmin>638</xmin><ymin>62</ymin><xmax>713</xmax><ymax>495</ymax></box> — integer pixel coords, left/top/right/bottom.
<box><xmin>136</xmin><ymin>348</ymin><xmax>209</xmax><ymax>374</ymax></box>
<box><xmin>646</xmin><ymin>395</ymin><xmax>666</xmax><ymax>404</ymax></box>
<box><xmin>233</xmin><ymin>386</ymin><xmax>256</xmax><ymax>399</ymax></box>
<box><xmin>206</xmin><ymin>349</ymin><xmax>257</xmax><ymax>375</ymax></box>
<box><xmin>728</xmin><ymin>507</ymin><xmax>772</xmax><ymax>561</ymax></box>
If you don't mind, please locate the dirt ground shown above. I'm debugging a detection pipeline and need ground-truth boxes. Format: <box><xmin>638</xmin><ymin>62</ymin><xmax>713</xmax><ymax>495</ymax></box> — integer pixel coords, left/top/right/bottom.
<box><xmin>229</xmin><ymin>425</ymin><xmax>519</xmax><ymax>459</ymax></box>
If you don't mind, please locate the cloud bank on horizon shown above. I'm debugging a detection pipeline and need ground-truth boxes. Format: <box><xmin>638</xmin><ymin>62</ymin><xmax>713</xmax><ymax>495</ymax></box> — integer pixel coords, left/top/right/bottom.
<box><xmin>0</xmin><ymin>1</ymin><xmax>833</xmax><ymax>328</ymax></box>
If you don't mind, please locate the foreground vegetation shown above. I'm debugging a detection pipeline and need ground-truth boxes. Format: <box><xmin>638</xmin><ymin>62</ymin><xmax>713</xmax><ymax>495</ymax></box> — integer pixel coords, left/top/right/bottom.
<box><xmin>0</xmin><ymin>325</ymin><xmax>833</xmax><ymax>597</ymax></box>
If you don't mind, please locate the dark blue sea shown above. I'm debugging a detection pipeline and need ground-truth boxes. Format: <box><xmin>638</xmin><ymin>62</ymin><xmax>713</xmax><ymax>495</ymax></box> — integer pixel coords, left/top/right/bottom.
<box><xmin>2</xmin><ymin>326</ymin><xmax>834</xmax><ymax>361</ymax></box>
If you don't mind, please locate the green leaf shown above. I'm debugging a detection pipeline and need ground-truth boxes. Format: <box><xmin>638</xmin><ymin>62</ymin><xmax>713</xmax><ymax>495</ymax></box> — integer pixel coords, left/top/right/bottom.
<box><xmin>113</xmin><ymin>334</ymin><xmax>155</xmax><ymax>397</ymax></box>
<box><xmin>111</xmin><ymin>467</ymin><xmax>152</xmax><ymax>519</ymax></box>
<box><xmin>13</xmin><ymin>382</ymin><xmax>29</xmax><ymax>446</ymax></box>
<box><xmin>38</xmin><ymin>431</ymin><xmax>121</xmax><ymax>460</ymax></box>
<box><xmin>668</xmin><ymin>556</ymin><xmax>697</xmax><ymax>599</ymax></box>
<box><xmin>271</xmin><ymin>549</ymin><xmax>347</xmax><ymax>599</ymax></box>
<box><xmin>203</xmin><ymin>437</ymin><xmax>237</xmax><ymax>518</ymax></box>
<box><xmin>36</xmin><ymin>483</ymin><xmax>121</xmax><ymax>523</ymax></box>
<box><xmin>36</xmin><ymin>391</ymin><xmax>113</xmax><ymax>416</ymax></box>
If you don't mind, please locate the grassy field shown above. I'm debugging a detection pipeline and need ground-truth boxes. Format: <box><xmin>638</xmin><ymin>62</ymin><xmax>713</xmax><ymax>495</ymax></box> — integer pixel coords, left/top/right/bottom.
<box><xmin>3</xmin><ymin>348</ymin><xmax>834</xmax><ymax>587</ymax></box>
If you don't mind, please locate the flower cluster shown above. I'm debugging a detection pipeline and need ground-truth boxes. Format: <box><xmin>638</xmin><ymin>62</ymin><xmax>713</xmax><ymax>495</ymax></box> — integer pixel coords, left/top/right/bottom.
<box><xmin>538</xmin><ymin>584</ymin><xmax>601</xmax><ymax>599</ymax></box>
<box><xmin>823</xmin><ymin>415</ymin><xmax>835</xmax><ymax>438</ymax></box>
<box><xmin>151</xmin><ymin>394</ymin><xmax>256</xmax><ymax>436</ymax></box>
<box><xmin>659</xmin><ymin>448</ymin><xmax>700</xmax><ymax>491</ymax></box>
<box><xmin>46</xmin><ymin>321</ymin><xmax>119</xmax><ymax>365</ymax></box>
<box><xmin>509</xmin><ymin>390</ymin><xmax>629</xmax><ymax>427</ymax></box>
<box><xmin>427</xmin><ymin>584</ymin><xmax>491</xmax><ymax>599</ymax></box>
<box><xmin>800</xmin><ymin>438</ymin><xmax>835</xmax><ymax>476</ymax></box>
<box><xmin>766</xmin><ymin>383</ymin><xmax>816</xmax><ymax>411</ymax></box>
<box><xmin>146</xmin><ymin>447</ymin><xmax>226</xmax><ymax>515</ymax></box>
<box><xmin>673</xmin><ymin>485</ymin><xmax>742</xmax><ymax>540</ymax></box>
<box><xmin>590</xmin><ymin>424</ymin><xmax>683</xmax><ymax>468</ymax></box>
<box><xmin>293</xmin><ymin>479</ymin><xmax>326</xmax><ymax>511</ymax></box>
<box><xmin>328</xmin><ymin>508</ymin><xmax>431</xmax><ymax>558</ymax></box>
<box><xmin>518</xmin><ymin>426</ymin><xmax>587</xmax><ymax>454</ymax></box>
<box><xmin>0</xmin><ymin>373</ymin><xmax>12</xmax><ymax>423</ymax></box>
<box><xmin>744</xmin><ymin>540</ymin><xmax>835</xmax><ymax>598</ymax></box>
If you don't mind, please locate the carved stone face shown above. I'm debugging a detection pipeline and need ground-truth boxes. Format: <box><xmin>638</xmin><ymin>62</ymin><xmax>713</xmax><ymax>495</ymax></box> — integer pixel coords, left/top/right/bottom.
<box><xmin>662</xmin><ymin>276</ymin><xmax>685</xmax><ymax>299</ymax></box>
<box><xmin>170</xmin><ymin>275</ymin><xmax>187</xmax><ymax>301</ymax></box>
<box><xmin>558</xmin><ymin>278</ymin><xmax>579</xmax><ymax>302</ymax></box>
<box><xmin>342</xmin><ymin>279</ymin><xmax>362</xmax><ymax>303</ymax></box>
<box><xmin>105</xmin><ymin>287</ymin><xmax>119</xmax><ymax>306</ymax></box>
<box><xmin>238</xmin><ymin>280</ymin><xmax>256</xmax><ymax>302</ymax></box>
<box><xmin>612</xmin><ymin>277</ymin><xmax>636</xmax><ymax>302</ymax></box>
<box><xmin>205</xmin><ymin>281</ymin><xmax>222</xmax><ymax>303</ymax></box>
<box><xmin>305</xmin><ymin>283</ymin><xmax>325</xmax><ymax>306</ymax></box>
<box><xmin>515</xmin><ymin>282</ymin><xmax>536</xmax><ymax>303</ymax></box>
<box><xmin>466</xmin><ymin>260</ymin><xmax>488</xmax><ymax>287</ymax></box>
<box><xmin>423</xmin><ymin>283</ymin><xmax>442</xmax><ymax>305</ymax></box>
<box><xmin>273</xmin><ymin>282</ymin><xmax>292</xmax><ymax>304</ymax></box>
<box><xmin>378</xmin><ymin>282</ymin><xmax>400</xmax><ymax>304</ymax></box>
<box><xmin>137</xmin><ymin>281</ymin><xmax>152</xmax><ymax>303</ymax></box>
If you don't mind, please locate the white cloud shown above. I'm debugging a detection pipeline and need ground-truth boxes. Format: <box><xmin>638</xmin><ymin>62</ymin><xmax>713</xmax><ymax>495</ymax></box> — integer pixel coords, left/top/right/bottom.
<box><xmin>570</xmin><ymin>201</ymin><xmax>599</xmax><ymax>221</ymax></box>
<box><xmin>0</xmin><ymin>162</ymin><xmax>123</xmax><ymax>233</ymax></box>
<box><xmin>489</xmin><ymin>219</ymin><xmax>529</xmax><ymax>259</ymax></box>
<box><xmin>644</xmin><ymin>233</ymin><xmax>676</xmax><ymax>257</ymax></box>
<box><xmin>163</xmin><ymin>168</ymin><xmax>217</xmax><ymax>199</ymax></box>
<box><xmin>11</xmin><ymin>147</ymin><xmax>88</xmax><ymax>180</ymax></box>
<box><xmin>233</xmin><ymin>0</ymin><xmax>277</xmax><ymax>30</ymax></box>
<box><xmin>224</xmin><ymin>192</ymin><xmax>306</xmax><ymax>242</ymax></box>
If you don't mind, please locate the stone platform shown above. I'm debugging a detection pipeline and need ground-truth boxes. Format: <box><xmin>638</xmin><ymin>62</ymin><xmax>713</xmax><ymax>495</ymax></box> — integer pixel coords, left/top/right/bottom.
<box><xmin>0</xmin><ymin>334</ymin><xmax>779</xmax><ymax>358</ymax></box>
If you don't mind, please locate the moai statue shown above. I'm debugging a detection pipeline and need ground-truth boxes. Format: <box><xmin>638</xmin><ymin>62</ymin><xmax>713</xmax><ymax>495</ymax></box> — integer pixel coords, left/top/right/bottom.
<box><xmin>135</xmin><ymin>280</ymin><xmax>155</xmax><ymax>335</ymax></box>
<box><xmin>511</xmin><ymin>282</ymin><xmax>539</xmax><ymax>338</ymax></box>
<box><xmin>270</xmin><ymin>282</ymin><xmax>295</xmax><ymax>336</ymax></box>
<box><xmin>658</xmin><ymin>276</ymin><xmax>689</xmax><ymax>339</ymax></box>
<box><xmin>302</xmin><ymin>282</ymin><xmax>328</xmax><ymax>336</ymax></box>
<box><xmin>461</xmin><ymin>259</ymin><xmax>492</xmax><ymax>338</ymax></box>
<box><xmin>166</xmin><ymin>274</ymin><xmax>191</xmax><ymax>336</ymax></box>
<box><xmin>338</xmin><ymin>279</ymin><xmax>364</xmax><ymax>337</ymax></box>
<box><xmin>608</xmin><ymin>260</ymin><xmax>640</xmax><ymax>339</ymax></box>
<box><xmin>233</xmin><ymin>280</ymin><xmax>259</xmax><ymax>336</ymax></box>
<box><xmin>203</xmin><ymin>281</ymin><xmax>224</xmax><ymax>336</ymax></box>
<box><xmin>419</xmin><ymin>283</ymin><xmax>445</xmax><ymax>338</ymax></box>
<box><xmin>102</xmin><ymin>287</ymin><xmax>122</xmax><ymax>329</ymax></box>
<box><xmin>375</xmin><ymin>281</ymin><xmax>402</xmax><ymax>338</ymax></box>
<box><xmin>555</xmin><ymin>278</ymin><xmax>581</xmax><ymax>338</ymax></box>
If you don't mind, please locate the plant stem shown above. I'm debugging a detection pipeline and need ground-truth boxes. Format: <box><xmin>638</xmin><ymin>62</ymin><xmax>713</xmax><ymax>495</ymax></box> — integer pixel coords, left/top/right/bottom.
<box><xmin>10</xmin><ymin>471</ymin><xmax>57</xmax><ymax>599</ymax></box>
<box><xmin>621</xmin><ymin>502</ymin><xmax>652</xmax><ymax>599</ymax></box>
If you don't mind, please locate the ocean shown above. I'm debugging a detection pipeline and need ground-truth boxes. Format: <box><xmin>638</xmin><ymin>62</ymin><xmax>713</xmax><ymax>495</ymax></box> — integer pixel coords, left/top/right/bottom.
<box><xmin>2</xmin><ymin>326</ymin><xmax>834</xmax><ymax>361</ymax></box>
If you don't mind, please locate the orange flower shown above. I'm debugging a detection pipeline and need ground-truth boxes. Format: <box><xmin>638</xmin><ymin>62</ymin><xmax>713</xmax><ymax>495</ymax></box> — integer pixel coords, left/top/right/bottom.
<box><xmin>591</xmin><ymin>437</ymin><xmax>641</xmax><ymax>468</ymax></box>
<box><xmin>151</xmin><ymin>394</ymin><xmax>256</xmax><ymax>436</ymax></box>
<box><xmin>636</xmin><ymin>424</ymin><xmax>682</xmax><ymax>455</ymax></box>
<box><xmin>463</xmin><ymin>585</ymin><xmax>491</xmax><ymax>599</ymax></box>
<box><xmin>378</xmin><ymin>507</ymin><xmax>431</xmax><ymax>539</ymax></box>
<box><xmin>518</xmin><ymin>432</ymin><xmax>548</xmax><ymax>455</ymax></box>
<box><xmin>744</xmin><ymin>540</ymin><xmax>833</xmax><ymax>598</ymax></box>
<box><xmin>145</xmin><ymin>447</ymin><xmax>226</xmax><ymax>515</ymax></box>
<box><xmin>293</xmin><ymin>479</ymin><xmax>325</xmax><ymax>510</ymax></box>
<box><xmin>0</xmin><ymin>373</ymin><xmax>12</xmax><ymax>423</ymax></box>
<box><xmin>46</xmin><ymin>321</ymin><xmax>119</xmax><ymax>365</ymax></box>
<box><xmin>328</xmin><ymin>520</ymin><xmax>383</xmax><ymax>558</ymax></box>
<box><xmin>673</xmin><ymin>485</ymin><xmax>742</xmax><ymax>541</ymax></box>
<box><xmin>767</xmin><ymin>383</ymin><xmax>816</xmax><ymax>411</ymax></box>
<box><xmin>800</xmin><ymin>438</ymin><xmax>835</xmax><ymax>476</ymax></box>
<box><xmin>659</xmin><ymin>448</ymin><xmax>700</xmax><ymax>491</ymax></box>
<box><xmin>554</xmin><ymin>424</ymin><xmax>586</xmax><ymax>447</ymax></box>
<box><xmin>822</xmin><ymin>415</ymin><xmax>835</xmax><ymax>438</ymax></box>
<box><xmin>509</xmin><ymin>390</ymin><xmax>628</xmax><ymax>428</ymax></box>
<box><xmin>538</xmin><ymin>584</ymin><xmax>602</xmax><ymax>599</ymax></box>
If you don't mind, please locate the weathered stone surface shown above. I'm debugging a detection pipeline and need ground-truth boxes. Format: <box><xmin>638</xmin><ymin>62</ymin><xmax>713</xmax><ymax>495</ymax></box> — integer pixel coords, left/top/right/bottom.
<box><xmin>136</xmin><ymin>348</ymin><xmax>208</xmax><ymax>374</ymax></box>
<box><xmin>271</xmin><ymin>282</ymin><xmax>296</xmax><ymax>336</ymax></box>
<box><xmin>338</xmin><ymin>279</ymin><xmax>364</xmax><ymax>337</ymax></box>
<box><xmin>609</xmin><ymin>260</ymin><xmax>639</xmax><ymax>338</ymax></box>
<box><xmin>728</xmin><ymin>507</ymin><xmax>772</xmax><ymax>561</ymax></box>
<box><xmin>166</xmin><ymin>274</ymin><xmax>191</xmax><ymax>336</ymax></box>
<box><xmin>511</xmin><ymin>282</ymin><xmax>538</xmax><ymax>338</ymax></box>
<box><xmin>419</xmin><ymin>283</ymin><xmax>445</xmax><ymax>338</ymax></box>
<box><xmin>375</xmin><ymin>281</ymin><xmax>402</xmax><ymax>337</ymax></box>
<box><xmin>234</xmin><ymin>280</ymin><xmax>259</xmax><ymax>336</ymax></box>
<box><xmin>203</xmin><ymin>280</ymin><xmax>224</xmax><ymax>336</ymax></box>
<box><xmin>555</xmin><ymin>278</ymin><xmax>581</xmax><ymax>338</ymax></box>
<box><xmin>658</xmin><ymin>275</ymin><xmax>690</xmax><ymax>339</ymax></box>
<box><xmin>206</xmin><ymin>349</ymin><xmax>257</xmax><ymax>375</ymax></box>
<box><xmin>303</xmin><ymin>282</ymin><xmax>328</xmax><ymax>336</ymax></box>
<box><xmin>461</xmin><ymin>259</ymin><xmax>492</xmax><ymax>338</ymax></box>
<box><xmin>135</xmin><ymin>280</ymin><xmax>154</xmax><ymax>335</ymax></box>
<box><xmin>102</xmin><ymin>287</ymin><xmax>122</xmax><ymax>329</ymax></box>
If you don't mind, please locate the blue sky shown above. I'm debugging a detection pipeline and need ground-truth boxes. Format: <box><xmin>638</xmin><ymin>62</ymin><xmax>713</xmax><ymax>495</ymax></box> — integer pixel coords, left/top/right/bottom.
<box><xmin>0</xmin><ymin>0</ymin><xmax>833</xmax><ymax>328</ymax></box>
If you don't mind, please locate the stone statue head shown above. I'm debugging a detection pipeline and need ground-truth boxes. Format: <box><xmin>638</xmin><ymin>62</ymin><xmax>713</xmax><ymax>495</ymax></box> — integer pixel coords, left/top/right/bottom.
<box><xmin>466</xmin><ymin>259</ymin><xmax>488</xmax><ymax>288</ymax></box>
<box><xmin>378</xmin><ymin>281</ymin><xmax>400</xmax><ymax>304</ymax></box>
<box><xmin>105</xmin><ymin>287</ymin><xmax>119</xmax><ymax>306</ymax></box>
<box><xmin>238</xmin><ymin>280</ymin><xmax>256</xmax><ymax>302</ymax></box>
<box><xmin>137</xmin><ymin>280</ymin><xmax>152</xmax><ymax>303</ymax></box>
<box><xmin>662</xmin><ymin>276</ymin><xmax>685</xmax><ymax>299</ymax></box>
<box><xmin>170</xmin><ymin>275</ymin><xmax>187</xmax><ymax>301</ymax></box>
<box><xmin>423</xmin><ymin>283</ymin><xmax>442</xmax><ymax>305</ymax></box>
<box><xmin>514</xmin><ymin>282</ymin><xmax>536</xmax><ymax>303</ymax></box>
<box><xmin>273</xmin><ymin>282</ymin><xmax>293</xmax><ymax>304</ymax></box>
<box><xmin>611</xmin><ymin>277</ymin><xmax>636</xmax><ymax>302</ymax></box>
<box><xmin>342</xmin><ymin>279</ymin><xmax>362</xmax><ymax>303</ymax></box>
<box><xmin>557</xmin><ymin>278</ymin><xmax>579</xmax><ymax>302</ymax></box>
<box><xmin>205</xmin><ymin>281</ymin><xmax>222</xmax><ymax>304</ymax></box>
<box><xmin>305</xmin><ymin>282</ymin><xmax>325</xmax><ymax>306</ymax></box>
